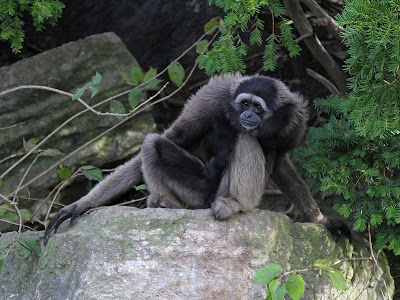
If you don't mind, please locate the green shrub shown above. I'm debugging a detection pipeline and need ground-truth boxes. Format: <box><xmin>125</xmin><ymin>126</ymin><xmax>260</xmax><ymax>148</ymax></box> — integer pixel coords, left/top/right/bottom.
<box><xmin>0</xmin><ymin>0</ymin><xmax>65</xmax><ymax>53</ymax></box>
<box><xmin>197</xmin><ymin>0</ymin><xmax>300</xmax><ymax>75</ymax></box>
<box><xmin>295</xmin><ymin>0</ymin><xmax>400</xmax><ymax>255</ymax></box>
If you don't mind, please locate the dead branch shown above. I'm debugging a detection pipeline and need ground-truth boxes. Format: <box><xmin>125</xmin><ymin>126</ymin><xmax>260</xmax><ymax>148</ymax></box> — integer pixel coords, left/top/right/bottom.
<box><xmin>282</xmin><ymin>0</ymin><xmax>348</xmax><ymax>94</ymax></box>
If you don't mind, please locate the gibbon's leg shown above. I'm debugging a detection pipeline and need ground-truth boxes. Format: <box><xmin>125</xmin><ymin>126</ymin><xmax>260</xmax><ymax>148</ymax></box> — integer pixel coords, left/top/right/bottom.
<box><xmin>141</xmin><ymin>134</ymin><xmax>216</xmax><ymax>209</ymax></box>
<box><xmin>271</xmin><ymin>153</ymin><xmax>324</xmax><ymax>223</ymax></box>
<box><xmin>271</xmin><ymin>153</ymin><xmax>352</xmax><ymax>240</ymax></box>
<box><xmin>44</xmin><ymin>153</ymin><xmax>143</xmax><ymax>244</ymax></box>
<box><xmin>212</xmin><ymin>134</ymin><xmax>274</xmax><ymax>220</ymax></box>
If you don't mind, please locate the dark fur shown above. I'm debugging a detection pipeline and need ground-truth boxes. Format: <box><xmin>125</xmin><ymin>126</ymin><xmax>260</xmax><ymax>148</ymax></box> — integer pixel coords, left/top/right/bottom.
<box><xmin>44</xmin><ymin>74</ymin><xmax>350</xmax><ymax>245</ymax></box>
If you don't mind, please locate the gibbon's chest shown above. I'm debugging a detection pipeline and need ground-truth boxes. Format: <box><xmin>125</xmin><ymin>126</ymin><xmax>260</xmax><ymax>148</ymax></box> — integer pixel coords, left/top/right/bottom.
<box><xmin>227</xmin><ymin>133</ymin><xmax>266</xmax><ymax>209</ymax></box>
<box><xmin>229</xmin><ymin>133</ymin><xmax>266</xmax><ymax>181</ymax></box>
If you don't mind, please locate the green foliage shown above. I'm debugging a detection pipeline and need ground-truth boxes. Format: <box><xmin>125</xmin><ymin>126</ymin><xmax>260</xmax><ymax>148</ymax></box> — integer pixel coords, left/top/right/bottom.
<box><xmin>335</xmin><ymin>0</ymin><xmax>400</xmax><ymax>137</ymax></box>
<box><xmin>0</xmin><ymin>237</ymin><xmax>41</xmax><ymax>272</ymax></box>
<box><xmin>285</xmin><ymin>275</ymin><xmax>304</xmax><ymax>300</ymax></box>
<box><xmin>121</xmin><ymin>65</ymin><xmax>162</xmax><ymax>110</ymax></box>
<box><xmin>134</xmin><ymin>184</ymin><xmax>147</xmax><ymax>191</ymax></box>
<box><xmin>73</xmin><ymin>72</ymin><xmax>102</xmax><ymax>100</ymax></box>
<box><xmin>254</xmin><ymin>261</ymin><xmax>346</xmax><ymax>299</ymax></box>
<box><xmin>56</xmin><ymin>164</ymin><xmax>71</xmax><ymax>180</ymax></box>
<box><xmin>197</xmin><ymin>0</ymin><xmax>301</xmax><ymax>75</ymax></box>
<box><xmin>110</xmin><ymin>99</ymin><xmax>125</xmax><ymax>119</ymax></box>
<box><xmin>0</xmin><ymin>0</ymin><xmax>65</xmax><ymax>53</ymax></box>
<box><xmin>294</xmin><ymin>1</ymin><xmax>400</xmax><ymax>256</ymax></box>
<box><xmin>80</xmin><ymin>165</ymin><xmax>102</xmax><ymax>181</ymax></box>
<box><xmin>168</xmin><ymin>61</ymin><xmax>185</xmax><ymax>87</ymax></box>
<box><xmin>254</xmin><ymin>263</ymin><xmax>283</xmax><ymax>286</ymax></box>
<box><xmin>294</xmin><ymin>0</ymin><xmax>400</xmax><ymax>256</ymax></box>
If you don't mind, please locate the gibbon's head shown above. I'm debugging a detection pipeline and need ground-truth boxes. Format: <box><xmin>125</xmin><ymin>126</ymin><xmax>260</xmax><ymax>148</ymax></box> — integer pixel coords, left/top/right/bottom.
<box><xmin>229</xmin><ymin>75</ymin><xmax>308</xmax><ymax>138</ymax></box>
<box><xmin>230</xmin><ymin>76</ymin><xmax>277</xmax><ymax>132</ymax></box>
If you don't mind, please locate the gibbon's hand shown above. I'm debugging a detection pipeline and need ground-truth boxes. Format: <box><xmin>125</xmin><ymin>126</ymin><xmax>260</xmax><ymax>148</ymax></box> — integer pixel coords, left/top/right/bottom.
<box><xmin>43</xmin><ymin>202</ymin><xmax>83</xmax><ymax>245</ymax></box>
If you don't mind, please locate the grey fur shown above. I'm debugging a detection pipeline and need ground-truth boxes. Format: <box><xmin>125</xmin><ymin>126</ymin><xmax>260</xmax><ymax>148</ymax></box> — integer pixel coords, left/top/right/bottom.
<box><xmin>44</xmin><ymin>74</ymin><xmax>350</xmax><ymax>245</ymax></box>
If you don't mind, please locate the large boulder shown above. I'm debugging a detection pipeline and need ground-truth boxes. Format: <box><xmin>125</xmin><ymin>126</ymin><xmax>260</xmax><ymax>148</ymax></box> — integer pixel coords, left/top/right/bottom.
<box><xmin>0</xmin><ymin>32</ymin><xmax>155</xmax><ymax>206</ymax></box>
<box><xmin>0</xmin><ymin>207</ymin><xmax>394</xmax><ymax>299</ymax></box>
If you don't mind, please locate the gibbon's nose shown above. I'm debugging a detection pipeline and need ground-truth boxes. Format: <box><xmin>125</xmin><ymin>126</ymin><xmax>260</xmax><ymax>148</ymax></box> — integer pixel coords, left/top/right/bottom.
<box><xmin>244</xmin><ymin>111</ymin><xmax>252</xmax><ymax>119</ymax></box>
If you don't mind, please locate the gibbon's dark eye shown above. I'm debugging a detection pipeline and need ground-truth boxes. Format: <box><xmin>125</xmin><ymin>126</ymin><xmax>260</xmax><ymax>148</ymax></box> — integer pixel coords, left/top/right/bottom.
<box><xmin>254</xmin><ymin>104</ymin><xmax>262</xmax><ymax>113</ymax></box>
<box><xmin>242</xmin><ymin>101</ymin><xmax>249</xmax><ymax>109</ymax></box>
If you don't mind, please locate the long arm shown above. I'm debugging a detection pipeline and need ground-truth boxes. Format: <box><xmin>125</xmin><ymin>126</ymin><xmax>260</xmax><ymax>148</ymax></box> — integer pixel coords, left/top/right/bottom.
<box><xmin>44</xmin><ymin>153</ymin><xmax>143</xmax><ymax>244</ymax></box>
<box><xmin>271</xmin><ymin>153</ymin><xmax>351</xmax><ymax>240</ymax></box>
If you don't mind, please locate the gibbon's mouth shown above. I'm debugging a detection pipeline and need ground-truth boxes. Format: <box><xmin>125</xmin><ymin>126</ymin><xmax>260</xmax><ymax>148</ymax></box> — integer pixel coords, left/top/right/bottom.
<box><xmin>240</xmin><ymin>119</ymin><xmax>259</xmax><ymax>130</ymax></box>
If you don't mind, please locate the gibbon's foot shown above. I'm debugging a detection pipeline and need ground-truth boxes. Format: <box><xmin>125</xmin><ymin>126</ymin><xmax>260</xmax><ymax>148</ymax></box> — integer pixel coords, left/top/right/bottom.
<box><xmin>321</xmin><ymin>216</ymin><xmax>352</xmax><ymax>242</ymax></box>
<box><xmin>43</xmin><ymin>202</ymin><xmax>82</xmax><ymax>245</ymax></box>
<box><xmin>146</xmin><ymin>195</ymin><xmax>176</xmax><ymax>208</ymax></box>
<box><xmin>211</xmin><ymin>197</ymin><xmax>242</xmax><ymax>220</ymax></box>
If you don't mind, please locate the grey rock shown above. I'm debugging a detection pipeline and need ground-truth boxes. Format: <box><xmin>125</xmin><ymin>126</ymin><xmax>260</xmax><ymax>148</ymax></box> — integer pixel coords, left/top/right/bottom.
<box><xmin>0</xmin><ymin>33</ymin><xmax>155</xmax><ymax>216</ymax></box>
<box><xmin>0</xmin><ymin>207</ymin><xmax>394</xmax><ymax>299</ymax></box>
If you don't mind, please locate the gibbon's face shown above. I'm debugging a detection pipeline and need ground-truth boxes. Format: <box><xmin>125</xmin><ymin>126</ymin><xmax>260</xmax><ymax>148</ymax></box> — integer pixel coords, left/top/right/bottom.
<box><xmin>232</xmin><ymin>76</ymin><xmax>277</xmax><ymax>132</ymax></box>
<box><xmin>235</xmin><ymin>93</ymin><xmax>272</xmax><ymax>130</ymax></box>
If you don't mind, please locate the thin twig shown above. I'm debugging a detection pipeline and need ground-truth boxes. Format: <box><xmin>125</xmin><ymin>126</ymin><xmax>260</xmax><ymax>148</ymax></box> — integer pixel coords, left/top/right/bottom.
<box><xmin>296</xmin><ymin>32</ymin><xmax>313</xmax><ymax>42</ymax></box>
<box><xmin>0</xmin><ymin>122</ymin><xmax>25</xmax><ymax>131</ymax></box>
<box><xmin>12</xmin><ymin>153</ymin><xmax>41</xmax><ymax>203</ymax></box>
<box><xmin>116</xmin><ymin>196</ymin><xmax>148</xmax><ymax>206</ymax></box>
<box><xmin>0</xmin><ymin>218</ymin><xmax>35</xmax><ymax>231</ymax></box>
<box><xmin>45</xmin><ymin>170</ymin><xmax>80</xmax><ymax>224</ymax></box>
<box><xmin>306</xmin><ymin>68</ymin><xmax>342</xmax><ymax>95</ymax></box>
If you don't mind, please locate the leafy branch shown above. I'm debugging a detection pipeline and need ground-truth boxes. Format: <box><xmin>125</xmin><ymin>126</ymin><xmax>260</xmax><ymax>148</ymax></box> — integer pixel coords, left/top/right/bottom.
<box><xmin>0</xmin><ymin>0</ymin><xmax>65</xmax><ymax>53</ymax></box>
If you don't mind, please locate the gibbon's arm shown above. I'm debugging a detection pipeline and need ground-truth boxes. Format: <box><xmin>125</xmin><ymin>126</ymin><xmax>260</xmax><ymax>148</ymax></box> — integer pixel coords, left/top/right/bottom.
<box><xmin>271</xmin><ymin>153</ymin><xmax>351</xmax><ymax>241</ymax></box>
<box><xmin>162</xmin><ymin>74</ymin><xmax>237</xmax><ymax>148</ymax></box>
<box><xmin>44</xmin><ymin>153</ymin><xmax>143</xmax><ymax>244</ymax></box>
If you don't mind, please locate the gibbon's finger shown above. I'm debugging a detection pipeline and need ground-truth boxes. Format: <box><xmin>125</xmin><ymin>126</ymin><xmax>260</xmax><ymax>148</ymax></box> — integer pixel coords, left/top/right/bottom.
<box><xmin>44</xmin><ymin>207</ymin><xmax>74</xmax><ymax>245</ymax></box>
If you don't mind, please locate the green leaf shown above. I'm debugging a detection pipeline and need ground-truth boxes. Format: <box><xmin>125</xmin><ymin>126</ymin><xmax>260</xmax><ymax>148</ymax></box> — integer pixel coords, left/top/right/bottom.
<box><xmin>370</xmin><ymin>214</ymin><xmax>383</xmax><ymax>226</ymax></box>
<box><xmin>204</xmin><ymin>17</ymin><xmax>219</xmax><ymax>34</ymax></box>
<box><xmin>16</xmin><ymin>242</ymin><xmax>31</xmax><ymax>259</ymax></box>
<box><xmin>72</xmin><ymin>88</ymin><xmax>86</xmax><ymax>100</ymax></box>
<box><xmin>19</xmin><ymin>209</ymin><xmax>30</xmax><ymax>222</ymax></box>
<box><xmin>92</xmin><ymin>72</ymin><xmax>102</xmax><ymax>84</ymax></box>
<box><xmin>132</xmin><ymin>66</ymin><xmax>144</xmax><ymax>84</ymax></box>
<box><xmin>328</xmin><ymin>270</ymin><xmax>347</xmax><ymax>291</ymax></box>
<box><xmin>89</xmin><ymin>84</ymin><xmax>100</xmax><ymax>98</ymax></box>
<box><xmin>0</xmin><ymin>257</ymin><xmax>7</xmax><ymax>272</ymax></box>
<box><xmin>23</xmin><ymin>138</ymin><xmax>37</xmax><ymax>152</ymax></box>
<box><xmin>0</xmin><ymin>178</ymin><xmax>3</xmax><ymax>186</ymax></box>
<box><xmin>0</xmin><ymin>242</ymin><xmax>11</xmax><ymax>251</ymax></box>
<box><xmin>143</xmin><ymin>68</ymin><xmax>158</xmax><ymax>83</ymax></box>
<box><xmin>129</xmin><ymin>88</ymin><xmax>142</xmax><ymax>109</ymax></box>
<box><xmin>254</xmin><ymin>263</ymin><xmax>283</xmax><ymax>286</ymax></box>
<box><xmin>285</xmin><ymin>274</ymin><xmax>305</xmax><ymax>300</ymax></box>
<box><xmin>80</xmin><ymin>166</ymin><xmax>103</xmax><ymax>181</ymax></box>
<box><xmin>313</xmin><ymin>259</ymin><xmax>332</xmax><ymax>271</ymax></box>
<box><xmin>168</xmin><ymin>62</ymin><xmax>185</xmax><ymax>87</ymax></box>
<box><xmin>19</xmin><ymin>237</ymin><xmax>42</xmax><ymax>257</ymax></box>
<box><xmin>110</xmin><ymin>100</ymin><xmax>126</xmax><ymax>118</ymax></box>
<box><xmin>56</xmin><ymin>165</ymin><xmax>72</xmax><ymax>180</ymax></box>
<box><xmin>196</xmin><ymin>40</ymin><xmax>209</xmax><ymax>54</ymax></box>
<box><xmin>142</xmin><ymin>78</ymin><xmax>162</xmax><ymax>91</ymax></box>
<box><xmin>1</xmin><ymin>212</ymin><xmax>18</xmax><ymax>222</ymax></box>
<box><xmin>120</xmin><ymin>70</ymin><xmax>134</xmax><ymax>84</ymax></box>
<box><xmin>268</xmin><ymin>279</ymin><xmax>285</xmax><ymax>300</ymax></box>
<box><xmin>134</xmin><ymin>184</ymin><xmax>148</xmax><ymax>191</ymax></box>
<box><xmin>41</xmin><ymin>149</ymin><xmax>63</xmax><ymax>157</ymax></box>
